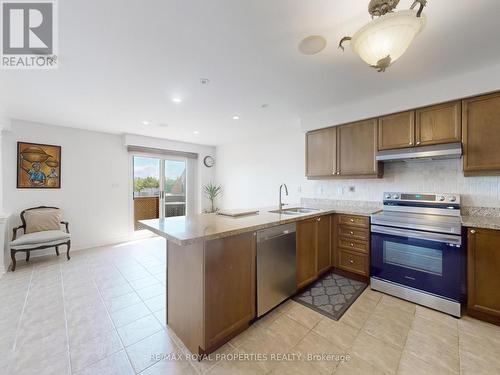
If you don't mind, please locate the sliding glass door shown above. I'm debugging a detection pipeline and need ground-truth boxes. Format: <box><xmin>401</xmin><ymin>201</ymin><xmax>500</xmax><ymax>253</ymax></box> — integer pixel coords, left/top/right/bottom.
<box><xmin>133</xmin><ymin>155</ymin><xmax>187</xmax><ymax>231</ymax></box>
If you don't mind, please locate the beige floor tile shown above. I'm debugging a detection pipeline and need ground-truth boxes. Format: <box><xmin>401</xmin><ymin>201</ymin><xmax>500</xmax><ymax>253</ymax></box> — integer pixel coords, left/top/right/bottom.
<box><xmin>70</xmin><ymin>329</ymin><xmax>123</xmax><ymax>372</ymax></box>
<box><xmin>117</xmin><ymin>314</ymin><xmax>163</xmax><ymax>346</ymax></box>
<box><xmin>459</xmin><ymin>345</ymin><xmax>500</xmax><ymax>375</ymax></box>
<box><xmin>140</xmin><ymin>357</ymin><xmax>197</xmax><ymax>375</ymax></box>
<box><xmin>362</xmin><ymin>311</ymin><xmax>411</xmax><ymax>348</ymax></box>
<box><xmin>73</xmin><ymin>350</ymin><xmax>134</xmax><ymax>375</ymax></box>
<box><xmin>135</xmin><ymin>283</ymin><xmax>164</xmax><ymax>300</ymax></box>
<box><xmin>285</xmin><ymin>302</ymin><xmax>324</xmax><ymax>329</ymax></box>
<box><xmin>335</xmin><ymin>354</ymin><xmax>390</xmax><ymax>375</ymax></box>
<box><xmin>358</xmin><ymin>287</ymin><xmax>383</xmax><ymax>304</ymax></box>
<box><xmin>268</xmin><ymin>358</ymin><xmax>329</xmax><ymax>375</ymax></box>
<box><xmin>351</xmin><ymin>331</ymin><xmax>402</xmax><ymax>374</ymax></box>
<box><xmin>339</xmin><ymin>303</ymin><xmax>372</xmax><ymax>330</ymax></box>
<box><xmin>266</xmin><ymin>315</ymin><xmax>311</xmax><ymax>351</ymax></box>
<box><xmin>104</xmin><ymin>291</ymin><xmax>142</xmax><ymax>312</ymax></box>
<box><xmin>207</xmin><ymin>356</ymin><xmax>267</xmax><ymax>375</ymax></box>
<box><xmin>144</xmin><ymin>294</ymin><xmax>167</xmax><ymax>312</ymax></box>
<box><xmin>378</xmin><ymin>294</ymin><xmax>416</xmax><ymax>315</ymax></box>
<box><xmin>110</xmin><ymin>302</ymin><xmax>150</xmax><ymax>327</ymax></box>
<box><xmin>415</xmin><ymin>305</ymin><xmax>459</xmax><ymax>330</ymax></box>
<box><xmin>292</xmin><ymin>330</ymin><xmax>346</xmax><ymax>374</ymax></box>
<box><xmin>398</xmin><ymin>350</ymin><xmax>458</xmax><ymax>375</ymax></box>
<box><xmin>459</xmin><ymin>315</ymin><xmax>500</xmax><ymax>346</ymax></box>
<box><xmin>9</xmin><ymin>348</ymin><xmax>70</xmax><ymax>375</ymax></box>
<box><xmin>189</xmin><ymin>342</ymin><xmax>236</xmax><ymax>374</ymax></box>
<box><xmin>404</xmin><ymin>328</ymin><xmax>459</xmax><ymax>374</ymax></box>
<box><xmin>153</xmin><ymin>308</ymin><xmax>167</xmax><ymax>327</ymax></box>
<box><xmin>411</xmin><ymin>315</ymin><xmax>458</xmax><ymax>345</ymax></box>
<box><xmin>125</xmin><ymin>329</ymin><xmax>178</xmax><ymax>373</ymax></box>
<box><xmin>313</xmin><ymin>318</ymin><xmax>359</xmax><ymax>350</ymax></box>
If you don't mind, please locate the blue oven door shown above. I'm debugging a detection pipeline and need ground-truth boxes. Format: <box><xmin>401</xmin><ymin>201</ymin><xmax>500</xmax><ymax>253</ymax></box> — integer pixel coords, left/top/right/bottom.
<box><xmin>371</xmin><ymin>225</ymin><xmax>465</xmax><ymax>302</ymax></box>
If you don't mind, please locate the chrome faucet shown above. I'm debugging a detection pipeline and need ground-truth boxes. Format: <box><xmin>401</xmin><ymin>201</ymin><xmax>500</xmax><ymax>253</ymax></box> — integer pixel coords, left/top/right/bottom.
<box><xmin>279</xmin><ymin>184</ymin><xmax>289</xmax><ymax>211</ymax></box>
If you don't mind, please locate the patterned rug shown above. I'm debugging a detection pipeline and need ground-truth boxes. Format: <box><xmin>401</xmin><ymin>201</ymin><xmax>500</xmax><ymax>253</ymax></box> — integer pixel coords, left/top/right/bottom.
<box><xmin>293</xmin><ymin>272</ymin><xmax>367</xmax><ymax>320</ymax></box>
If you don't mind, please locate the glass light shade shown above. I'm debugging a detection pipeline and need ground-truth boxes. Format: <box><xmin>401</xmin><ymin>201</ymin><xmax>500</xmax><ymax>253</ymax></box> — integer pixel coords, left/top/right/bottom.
<box><xmin>351</xmin><ymin>9</ymin><xmax>426</xmax><ymax>67</ymax></box>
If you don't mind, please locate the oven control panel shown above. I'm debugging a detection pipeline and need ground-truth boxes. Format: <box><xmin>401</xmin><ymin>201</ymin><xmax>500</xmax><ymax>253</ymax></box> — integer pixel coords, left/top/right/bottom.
<box><xmin>383</xmin><ymin>192</ymin><xmax>460</xmax><ymax>205</ymax></box>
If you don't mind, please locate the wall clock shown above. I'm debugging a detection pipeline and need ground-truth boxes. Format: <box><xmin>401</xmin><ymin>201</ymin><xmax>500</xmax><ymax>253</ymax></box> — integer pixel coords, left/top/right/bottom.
<box><xmin>203</xmin><ymin>156</ymin><xmax>215</xmax><ymax>168</ymax></box>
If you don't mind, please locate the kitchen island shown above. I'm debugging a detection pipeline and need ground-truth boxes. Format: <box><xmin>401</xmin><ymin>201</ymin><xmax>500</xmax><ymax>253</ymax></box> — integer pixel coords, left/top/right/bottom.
<box><xmin>140</xmin><ymin>203</ymin><xmax>380</xmax><ymax>355</ymax></box>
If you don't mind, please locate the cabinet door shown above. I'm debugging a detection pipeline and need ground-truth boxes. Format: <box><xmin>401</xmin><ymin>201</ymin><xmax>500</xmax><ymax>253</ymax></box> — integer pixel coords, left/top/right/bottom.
<box><xmin>378</xmin><ymin>111</ymin><xmax>415</xmax><ymax>150</ymax></box>
<box><xmin>316</xmin><ymin>215</ymin><xmax>331</xmax><ymax>275</ymax></box>
<box><xmin>204</xmin><ymin>232</ymin><xmax>256</xmax><ymax>351</ymax></box>
<box><xmin>467</xmin><ymin>228</ymin><xmax>500</xmax><ymax>323</ymax></box>
<box><xmin>297</xmin><ymin>218</ymin><xmax>317</xmax><ymax>289</ymax></box>
<box><xmin>415</xmin><ymin>101</ymin><xmax>461</xmax><ymax>146</ymax></box>
<box><xmin>463</xmin><ymin>93</ymin><xmax>500</xmax><ymax>175</ymax></box>
<box><xmin>306</xmin><ymin>127</ymin><xmax>336</xmax><ymax>177</ymax></box>
<box><xmin>338</xmin><ymin>119</ymin><xmax>379</xmax><ymax>176</ymax></box>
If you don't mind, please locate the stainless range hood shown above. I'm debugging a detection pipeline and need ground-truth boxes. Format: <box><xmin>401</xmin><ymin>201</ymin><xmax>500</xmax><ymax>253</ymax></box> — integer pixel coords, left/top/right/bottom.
<box><xmin>376</xmin><ymin>142</ymin><xmax>462</xmax><ymax>162</ymax></box>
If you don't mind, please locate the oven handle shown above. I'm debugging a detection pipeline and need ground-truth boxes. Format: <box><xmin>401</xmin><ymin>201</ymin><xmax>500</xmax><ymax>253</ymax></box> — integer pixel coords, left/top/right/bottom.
<box><xmin>371</xmin><ymin>225</ymin><xmax>462</xmax><ymax>246</ymax></box>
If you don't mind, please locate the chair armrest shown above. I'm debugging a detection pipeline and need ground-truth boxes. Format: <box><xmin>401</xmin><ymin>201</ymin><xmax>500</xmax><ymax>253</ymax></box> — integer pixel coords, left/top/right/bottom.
<box><xmin>12</xmin><ymin>226</ymin><xmax>25</xmax><ymax>241</ymax></box>
<box><xmin>61</xmin><ymin>221</ymin><xmax>70</xmax><ymax>233</ymax></box>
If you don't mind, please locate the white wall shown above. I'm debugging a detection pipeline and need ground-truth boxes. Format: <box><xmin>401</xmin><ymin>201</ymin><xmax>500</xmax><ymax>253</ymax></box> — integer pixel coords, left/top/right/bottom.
<box><xmin>217</xmin><ymin>126</ymin><xmax>500</xmax><ymax>209</ymax></box>
<box><xmin>1</xmin><ymin>120</ymin><xmax>216</xmax><ymax>258</ymax></box>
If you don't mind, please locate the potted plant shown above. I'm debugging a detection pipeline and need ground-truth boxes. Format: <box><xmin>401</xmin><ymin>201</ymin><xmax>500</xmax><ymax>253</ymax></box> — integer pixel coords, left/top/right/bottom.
<box><xmin>204</xmin><ymin>182</ymin><xmax>222</xmax><ymax>213</ymax></box>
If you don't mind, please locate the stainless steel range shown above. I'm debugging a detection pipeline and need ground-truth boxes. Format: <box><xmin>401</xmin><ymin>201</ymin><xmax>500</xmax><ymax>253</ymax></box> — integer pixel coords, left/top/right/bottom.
<box><xmin>370</xmin><ymin>192</ymin><xmax>466</xmax><ymax>317</ymax></box>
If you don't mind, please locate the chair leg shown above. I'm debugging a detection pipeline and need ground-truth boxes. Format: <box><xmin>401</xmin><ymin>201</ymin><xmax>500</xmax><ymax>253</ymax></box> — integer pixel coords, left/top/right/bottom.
<box><xmin>26</xmin><ymin>251</ymin><xmax>30</xmax><ymax>262</ymax></box>
<box><xmin>11</xmin><ymin>250</ymin><xmax>17</xmax><ymax>272</ymax></box>
<box><xmin>66</xmin><ymin>241</ymin><xmax>71</xmax><ymax>260</ymax></box>
<box><xmin>55</xmin><ymin>246</ymin><xmax>60</xmax><ymax>256</ymax></box>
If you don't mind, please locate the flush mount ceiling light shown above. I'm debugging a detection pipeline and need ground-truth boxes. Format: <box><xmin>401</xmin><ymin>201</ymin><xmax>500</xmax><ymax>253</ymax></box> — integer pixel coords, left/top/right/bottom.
<box><xmin>298</xmin><ymin>35</ymin><xmax>327</xmax><ymax>55</ymax></box>
<box><xmin>193</xmin><ymin>130</ymin><xmax>199</xmax><ymax>135</ymax></box>
<box><xmin>172</xmin><ymin>97</ymin><xmax>182</xmax><ymax>103</ymax></box>
<box><xmin>338</xmin><ymin>0</ymin><xmax>427</xmax><ymax>72</ymax></box>
<box><xmin>141</xmin><ymin>120</ymin><xmax>150</xmax><ymax>125</ymax></box>
<box><xmin>232</xmin><ymin>115</ymin><xmax>240</xmax><ymax>120</ymax></box>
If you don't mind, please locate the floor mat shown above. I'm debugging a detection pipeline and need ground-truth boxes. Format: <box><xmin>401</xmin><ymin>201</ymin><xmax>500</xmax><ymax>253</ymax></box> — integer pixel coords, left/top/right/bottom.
<box><xmin>293</xmin><ymin>272</ymin><xmax>367</xmax><ymax>320</ymax></box>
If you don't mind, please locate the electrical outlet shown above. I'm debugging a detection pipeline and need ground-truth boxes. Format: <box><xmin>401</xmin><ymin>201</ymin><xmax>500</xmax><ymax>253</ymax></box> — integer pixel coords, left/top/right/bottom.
<box><xmin>348</xmin><ymin>186</ymin><xmax>355</xmax><ymax>192</ymax></box>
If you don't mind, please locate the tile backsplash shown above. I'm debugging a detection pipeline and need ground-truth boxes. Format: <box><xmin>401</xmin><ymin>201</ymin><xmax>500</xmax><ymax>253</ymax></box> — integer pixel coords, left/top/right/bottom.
<box><xmin>303</xmin><ymin>159</ymin><xmax>500</xmax><ymax>208</ymax></box>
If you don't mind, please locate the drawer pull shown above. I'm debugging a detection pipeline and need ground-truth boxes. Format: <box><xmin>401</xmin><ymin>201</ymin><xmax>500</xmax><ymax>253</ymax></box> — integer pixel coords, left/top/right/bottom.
<box><xmin>349</xmin><ymin>259</ymin><xmax>354</xmax><ymax>264</ymax></box>
<box><xmin>470</xmin><ymin>229</ymin><xmax>476</xmax><ymax>234</ymax></box>
<box><xmin>350</xmin><ymin>231</ymin><xmax>354</xmax><ymax>235</ymax></box>
<box><xmin>350</xmin><ymin>218</ymin><xmax>354</xmax><ymax>223</ymax></box>
<box><xmin>350</xmin><ymin>243</ymin><xmax>354</xmax><ymax>247</ymax></box>
<box><xmin>317</xmin><ymin>217</ymin><xmax>321</xmax><ymax>222</ymax></box>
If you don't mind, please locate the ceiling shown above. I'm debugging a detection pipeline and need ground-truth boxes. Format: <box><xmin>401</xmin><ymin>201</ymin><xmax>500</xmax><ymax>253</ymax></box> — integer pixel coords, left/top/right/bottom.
<box><xmin>1</xmin><ymin>0</ymin><xmax>500</xmax><ymax>146</ymax></box>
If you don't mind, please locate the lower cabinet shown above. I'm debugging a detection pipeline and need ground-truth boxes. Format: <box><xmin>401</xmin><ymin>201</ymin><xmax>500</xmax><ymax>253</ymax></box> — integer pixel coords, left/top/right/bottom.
<box><xmin>296</xmin><ymin>215</ymin><xmax>332</xmax><ymax>289</ymax></box>
<box><xmin>467</xmin><ymin>228</ymin><xmax>500</xmax><ymax>325</ymax></box>
<box><xmin>204</xmin><ymin>232</ymin><xmax>256</xmax><ymax>351</ymax></box>
<box><xmin>333</xmin><ymin>214</ymin><xmax>370</xmax><ymax>278</ymax></box>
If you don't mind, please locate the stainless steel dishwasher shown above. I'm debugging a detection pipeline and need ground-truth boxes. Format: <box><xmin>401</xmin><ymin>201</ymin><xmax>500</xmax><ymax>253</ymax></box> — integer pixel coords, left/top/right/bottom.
<box><xmin>257</xmin><ymin>223</ymin><xmax>296</xmax><ymax>317</ymax></box>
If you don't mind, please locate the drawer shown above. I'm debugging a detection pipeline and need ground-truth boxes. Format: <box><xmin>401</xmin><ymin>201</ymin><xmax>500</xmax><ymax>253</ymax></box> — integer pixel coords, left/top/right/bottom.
<box><xmin>338</xmin><ymin>250</ymin><xmax>368</xmax><ymax>276</ymax></box>
<box><xmin>337</xmin><ymin>214</ymin><xmax>369</xmax><ymax>228</ymax></box>
<box><xmin>338</xmin><ymin>238</ymin><xmax>368</xmax><ymax>254</ymax></box>
<box><xmin>338</xmin><ymin>225</ymin><xmax>369</xmax><ymax>241</ymax></box>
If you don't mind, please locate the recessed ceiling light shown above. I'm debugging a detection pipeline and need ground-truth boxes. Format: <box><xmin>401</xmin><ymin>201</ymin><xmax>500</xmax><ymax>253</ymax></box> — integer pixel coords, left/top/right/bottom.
<box><xmin>141</xmin><ymin>120</ymin><xmax>150</xmax><ymax>125</ymax></box>
<box><xmin>193</xmin><ymin>130</ymin><xmax>199</xmax><ymax>135</ymax></box>
<box><xmin>172</xmin><ymin>97</ymin><xmax>182</xmax><ymax>103</ymax></box>
<box><xmin>261</xmin><ymin>104</ymin><xmax>269</xmax><ymax>108</ymax></box>
<box><xmin>200</xmin><ymin>78</ymin><xmax>210</xmax><ymax>85</ymax></box>
<box><xmin>298</xmin><ymin>35</ymin><xmax>327</xmax><ymax>55</ymax></box>
<box><xmin>232</xmin><ymin>116</ymin><xmax>240</xmax><ymax>120</ymax></box>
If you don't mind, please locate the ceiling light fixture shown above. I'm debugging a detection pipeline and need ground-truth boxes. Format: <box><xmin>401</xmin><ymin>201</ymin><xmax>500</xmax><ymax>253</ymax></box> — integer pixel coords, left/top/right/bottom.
<box><xmin>200</xmin><ymin>78</ymin><xmax>210</xmax><ymax>85</ymax></box>
<box><xmin>141</xmin><ymin>121</ymin><xmax>150</xmax><ymax>125</ymax></box>
<box><xmin>193</xmin><ymin>130</ymin><xmax>199</xmax><ymax>135</ymax></box>
<box><xmin>338</xmin><ymin>0</ymin><xmax>428</xmax><ymax>72</ymax></box>
<box><xmin>172</xmin><ymin>97</ymin><xmax>182</xmax><ymax>103</ymax></box>
<box><xmin>232</xmin><ymin>116</ymin><xmax>240</xmax><ymax>120</ymax></box>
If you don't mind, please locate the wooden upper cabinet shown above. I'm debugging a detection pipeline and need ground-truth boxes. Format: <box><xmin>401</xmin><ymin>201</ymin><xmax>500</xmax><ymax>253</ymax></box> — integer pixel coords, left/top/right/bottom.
<box><xmin>306</xmin><ymin>127</ymin><xmax>336</xmax><ymax>177</ymax></box>
<box><xmin>378</xmin><ymin>111</ymin><xmax>415</xmax><ymax>150</ymax></box>
<box><xmin>463</xmin><ymin>92</ymin><xmax>500</xmax><ymax>176</ymax></box>
<box><xmin>338</xmin><ymin>119</ymin><xmax>380</xmax><ymax>176</ymax></box>
<box><xmin>316</xmin><ymin>215</ymin><xmax>331</xmax><ymax>275</ymax></box>
<box><xmin>204</xmin><ymin>232</ymin><xmax>256</xmax><ymax>351</ymax></box>
<box><xmin>415</xmin><ymin>101</ymin><xmax>461</xmax><ymax>146</ymax></box>
<box><xmin>467</xmin><ymin>228</ymin><xmax>500</xmax><ymax>324</ymax></box>
<box><xmin>296</xmin><ymin>218</ymin><xmax>318</xmax><ymax>290</ymax></box>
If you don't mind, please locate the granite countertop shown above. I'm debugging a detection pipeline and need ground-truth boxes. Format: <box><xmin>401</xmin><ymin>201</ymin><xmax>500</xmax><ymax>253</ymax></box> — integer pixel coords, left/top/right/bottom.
<box><xmin>140</xmin><ymin>202</ymin><xmax>382</xmax><ymax>246</ymax></box>
<box><xmin>461</xmin><ymin>215</ymin><xmax>500</xmax><ymax>230</ymax></box>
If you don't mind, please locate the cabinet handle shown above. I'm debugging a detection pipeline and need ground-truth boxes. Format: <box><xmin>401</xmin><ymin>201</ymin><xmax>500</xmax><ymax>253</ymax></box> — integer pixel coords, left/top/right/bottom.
<box><xmin>416</xmin><ymin>141</ymin><xmax>421</xmax><ymax>145</ymax></box>
<box><xmin>350</xmin><ymin>218</ymin><xmax>354</xmax><ymax>223</ymax></box>
<box><xmin>350</xmin><ymin>231</ymin><xmax>354</xmax><ymax>235</ymax></box>
<box><xmin>337</xmin><ymin>171</ymin><xmax>340</xmax><ymax>175</ymax></box>
<box><xmin>350</xmin><ymin>243</ymin><xmax>354</xmax><ymax>247</ymax></box>
<box><xmin>317</xmin><ymin>217</ymin><xmax>321</xmax><ymax>222</ymax></box>
<box><xmin>349</xmin><ymin>259</ymin><xmax>354</xmax><ymax>264</ymax></box>
<box><xmin>409</xmin><ymin>142</ymin><xmax>413</xmax><ymax>145</ymax></box>
<box><xmin>470</xmin><ymin>229</ymin><xmax>476</xmax><ymax>234</ymax></box>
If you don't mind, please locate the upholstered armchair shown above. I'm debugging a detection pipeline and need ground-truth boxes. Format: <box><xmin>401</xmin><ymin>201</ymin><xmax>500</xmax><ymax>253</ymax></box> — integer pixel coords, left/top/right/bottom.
<box><xmin>9</xmin><ymin>206</ymin><xmax>71</xmax><ymax>271</ymax></box>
